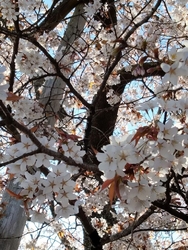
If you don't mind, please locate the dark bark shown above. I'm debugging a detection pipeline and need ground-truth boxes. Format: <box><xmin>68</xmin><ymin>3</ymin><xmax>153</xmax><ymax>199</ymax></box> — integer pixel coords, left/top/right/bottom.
<box><xmin>86</xmin><ymin>61</ymin><xmax>164</xmax><ymax>152</ymax></box>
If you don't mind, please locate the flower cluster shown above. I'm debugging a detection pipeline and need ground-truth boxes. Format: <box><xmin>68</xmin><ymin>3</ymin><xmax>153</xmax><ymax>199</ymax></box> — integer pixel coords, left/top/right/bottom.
<box><xmin>96</xmin><ymin>115</ymin><xmax>188</xmax><ymax>212</ymax></box>
<box><xmin>11</xmin><ymin>97</ymin><xmax>44</xmax><ymax>125</ymax></box>
<box><xmin>15</xmin><ymin>48</ymin><xmax>46</xmax><ymax>77</ymax></box>
<box><xmin>0</xmin><ymin>1</ymin><xmax>19</xmax><ymax>22</ymax></box>
<box><xmin>61</xmin><ymin>140</ymin><xmax>85</xmax><ymax>164</ymax></box>
<box><xmin>161</xmin><ymin>44</ymin><xmax>188</xmax><ymax>85</ymax></box>
<box><xmin>84</xmin><ymin>0</ymin><xmax>102</xmax><ymax>17</ymax></box>
<box><xmin>5</xmin><ymin>134</ymin><xmax>82</xmax><ymax>221</ymax></box>
<box><xmin>96</xmin><ymin>136</ymin><xmax>140</xmax><ymax>179</ymax></box>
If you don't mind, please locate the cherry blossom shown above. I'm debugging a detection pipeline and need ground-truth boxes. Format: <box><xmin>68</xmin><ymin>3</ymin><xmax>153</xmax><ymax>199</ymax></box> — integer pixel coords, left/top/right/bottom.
<box><xmin>55</xmin><ymin>205</ymin><xmax>76</xmax><ymax>219</ymax></box>
<box><xmin>157</xmin><ymin>119</ymin><xmax>178</xmax><ymax>140</ymax></box>
<box><xmin>62</xmin><ymin>141</ymin><xmax>85</xmax><ymax>163</ymax></box>
<box><xmin>128</xmin><ymin>180</ymin><xmax>151</xmax><ymax>201</ymax></box>
<box><xmin>30</xmin><ymin>210</ymin><xmax>49</xmax><ymax>223</ymax></box>
<box><xmin>160</xmin><ymin>61</ymin><xmax>183</xmax><ymax>85</ymax></box>
<box><xmin>96</xmin><ymin>145</ymin><xmax>119</xmax><ymax>179</ymax></box>
<box><xmin>42</xmin><ymin>174</ymin><xmax>62</xmax><ymax>196</ymax></box>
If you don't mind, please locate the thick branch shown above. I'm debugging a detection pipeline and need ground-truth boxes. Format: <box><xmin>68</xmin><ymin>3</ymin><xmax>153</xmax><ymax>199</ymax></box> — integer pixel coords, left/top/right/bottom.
<box><xmin>37</xmin><ymin>0</ymin><xmax>86</xmax><ymax>32</ymax></box>
<box><xmin>152</xmin><ymin>200</ymin><xmax>188</xmax><ymax>223</ymax></box>
<box><xmin>101</xmin><ymin>205</ymin><xmax>156</xmax><ymax>245</ymax></box>
<box><xmin>87</xmin><ymin>61</ymin><xmax>164</xmax><ymax>151</ymax></box>
<box><xmin>77</xmin><ymin>207</ymin><xmax>102</xmax><ymax>249</ymax></box>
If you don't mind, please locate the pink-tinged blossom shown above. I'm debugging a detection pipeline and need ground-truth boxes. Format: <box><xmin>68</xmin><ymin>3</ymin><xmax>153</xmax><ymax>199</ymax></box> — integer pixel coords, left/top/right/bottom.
<box><xmin>96</xmin><ymin>138</ymin><xmax>143</xmax><ymax>179</ymax></box>
<box><xmin>55</xmin><ymin>205</ymin><xmax>76</xmax><ymax>219</ymax></box>
<box><xmin>170</xmin><ymin>134</ymin><xmax>184</xmax><ymax>151</ymax></box>
<box><xmin>176</xmin><ymin>98</ymin><xmax>188</xmax><ymax>118</ymax></box>
<box><xmin>150</xmin><ymin>185</ymin><xmax>166</xmax><ymax>201</ymax></box>
<box><xmin>96</xmin><ymin>144</ymin><xmax>117</xmax><ymax>179</ymax></box>
<box><xmin>66</xmin><ymin>164</ymin><xmax>79</xmax><ymax>175</ymax></box>
<box><xmin>126</xmin><ymin>196</ymin><xmax>150</xmax><ymax>213</ymax></box>
<box><xmin>176</xmin><ymin>47</ymin><xmax>188</xmax><ymax>63</ymax></box>
<box><xmin>56</xmin><ymin>188</ymin><xmax>77</xmax><ymax>205</ymax></box>
<box><xmin>51</xmin><ymin>163</ymin><xmax>67</xmax><ymax>177</ymax></box>
<box><xmin>151</xmin><ymin>157</ymin><xmax>170</xmax><ymax>173</ymax></box>
<box><xmin>109</xmin><ymin>134</ymin><xmax>132</xmax><ymax>148</ymax></box>
<box><xmin>132</xmin><ymin>66</ymin><xmax>145</xmax><ymax>76</ymax></box>
<box><xmin>173</xmin><ymin>156</ymin><xmax>188</xmax><ymax>173</ymax></box>
<box><xmin>18</xmin><ymin>134</ymin><xmax>38</xmax><ymax>153</ymax></box>
<box><xmin>168</xmin><ymin>46</ymin><xmax>178</xmax><ymax>61</ymax></box>
<box><xmin>128</xmin><ymin>180</ymin><xmax>151</xmax><ymax>201</ymax></box>
<box><xmin>6</xmin><ymin>144</ymin><xmax>22</xmax><ymax>158</ymax></box>
<box><xmin>20</xmin><ymin>181</ymin><xmax>37</xmax><ymax>199</ymax></box>
<box><xmin>42</xmin><ymin>174</ymin><xmax>62</xmax><ymax>195</ymax></box>
<box><xmin>157</xmin><ymin>98</ymin><xmax>178</xmax><ymax>112</ymax></box>
<box><xmin>62</xmin><ymin>141</ymin><xmax>85</xmax><ymax>163</ymax></box>
<box><xmin>157</xmin><ymin>120</ymin><xmax>178</xmax><ymax>140</ymax></box>
<box><xmin>167</xmin><ymin>45</ymin><xmax>188</xmax><ymax>65</ymax></box>
<box><xmin>107</xmin><ymin>89</ymin><xmax>121</xmax><ymax>106</ymax></box>
<box><xmin>32</xmin><ymin>192</ymin><xmax>47</xmax><ymax>206</ymax></box>
<box><xmin>30</xmin><ymin>210</ymin><xmax>49</xmax><ymax>223</ymax></box>
<box><xmin>7</xmin><ymin>162</ymin><xmax>21</xmax><ymax>175</ymax></box>
<box><xmin>56</xmin><ymin>174</ymin><xmax>75</xmax><ymax>190</ymax></box>
<box><xmin>156</xmin><ymin>139</ymin><xmax>175</xmax><ymax>161</ymax></box>
<box><xmin>24</xmin><ymin>171</ymin><xmax>41</xmax><ymax>187</ymax></box>
<box><xmin>119</xmin><ymin>183</ymin><xmax>131</xmax><ymax>200</ymax></box>
<box><xmin>116</xmin><ymin>145</ymin><xmax>132</xmax><ymax>169</ymax></box>
<box><xmin>146</xmin><ymin>169</ymin><xmax>166</xmax><ymax>184</ymax></box>
<box><xmin>127</xmin><ymin>149</ymin><xmax>143</xmax><ymax>164</ymax></box>
<box><xmin>17</xmin><ymin>155</ymin><xmax>36</xmax><ymax>172</ymax></box>
<box><xmin>69</xmin><ymin>148</ymin><xmax>85</xmax><ymax>163</ymax></box>
<box><xmin>56</xmin><ymin>193</ymin><xmax>69</xmax><ymax>207</ymax></box>
<box><xmin>160</xmin><ymin>61</ymin><xmax>183</xmax><ymax>85</ymax></box>
<box><xmin>35</xmin><ymin>153</ymin><xmax>51</xmax><ymax>168</ymax></box>
<box><xmin>39</xmin><ymin>136</ymin><xmax>56</xmax><ymax>150</ymax></box>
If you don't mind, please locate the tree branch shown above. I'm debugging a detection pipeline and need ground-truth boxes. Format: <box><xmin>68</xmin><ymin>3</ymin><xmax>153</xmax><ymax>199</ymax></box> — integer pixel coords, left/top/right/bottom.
<box><xmin>152</xmin><ymin>200</ymin><xmax>188</xmax><ymax>223</ymax></box>
<box><xmin>101</xmin><ymin>205</ymin><xmax>156</xmax><ymax>244</ymax></box>
<box><xmin>35</xmin><ymin>0</ymin><xmax>87</xmax><ymax>33</ymax></box>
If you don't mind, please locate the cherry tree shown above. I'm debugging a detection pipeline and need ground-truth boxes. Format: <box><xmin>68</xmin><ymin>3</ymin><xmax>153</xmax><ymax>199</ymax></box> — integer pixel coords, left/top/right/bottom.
<box><xmin>0</xmin><ymin>0</ymin><xmax>188</xmax><ymax>249</ymax></box>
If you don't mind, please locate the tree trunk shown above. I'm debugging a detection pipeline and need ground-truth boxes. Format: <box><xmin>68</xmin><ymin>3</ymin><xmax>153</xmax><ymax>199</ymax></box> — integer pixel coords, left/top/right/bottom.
<box><xmin>0</xmin><ymin>181</ymin><xmax>27</xmax><ymax>250</ymax></box>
